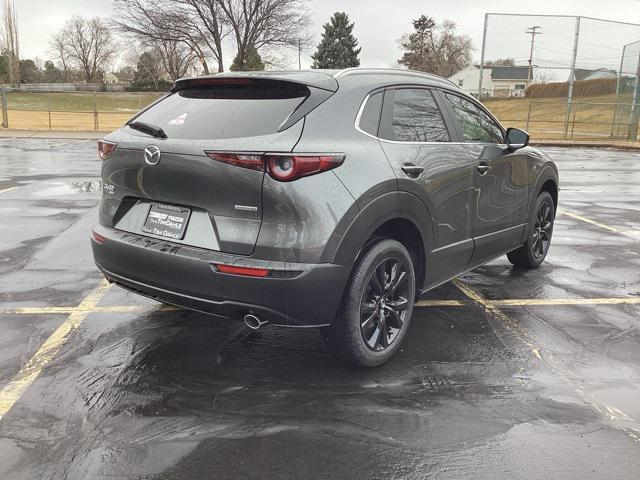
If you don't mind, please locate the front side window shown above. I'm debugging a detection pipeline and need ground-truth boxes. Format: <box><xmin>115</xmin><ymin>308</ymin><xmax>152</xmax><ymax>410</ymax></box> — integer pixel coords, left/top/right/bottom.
<box><xmin>445</xmin><ymin>93</ymin><xmax>504</xmax><ymax>144</ymax></box>
<box><xmin>381</xmin><ymin>88</ymin><xmax>450</xmax><ymax>143</ymax></box>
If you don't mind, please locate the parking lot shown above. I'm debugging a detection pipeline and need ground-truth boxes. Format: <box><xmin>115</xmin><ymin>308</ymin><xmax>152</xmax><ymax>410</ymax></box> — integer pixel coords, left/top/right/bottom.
<box><xmin>0</xmin><ymin>138</ymin><xmax>639</xmax><ymax>479</ymax></box>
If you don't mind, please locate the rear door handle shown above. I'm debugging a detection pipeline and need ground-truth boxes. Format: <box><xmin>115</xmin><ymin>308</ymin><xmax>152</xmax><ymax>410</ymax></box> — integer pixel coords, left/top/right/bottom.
<box><xmin>477</xmin><ymin>163</ymin><xmax>491</xmax><ymax>175</ymax></box>
<box><xmin>401</xmin><ymin>163</ymin><xmax>424</xmax><ymax>176</ymax></box>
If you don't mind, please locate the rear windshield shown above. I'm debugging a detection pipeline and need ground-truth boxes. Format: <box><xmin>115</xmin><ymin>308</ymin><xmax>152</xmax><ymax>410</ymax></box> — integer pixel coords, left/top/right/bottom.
<box><xmin>130</xmin><ymin>84</ymin><xmax>309</xmax><ymax>140</ymax></box>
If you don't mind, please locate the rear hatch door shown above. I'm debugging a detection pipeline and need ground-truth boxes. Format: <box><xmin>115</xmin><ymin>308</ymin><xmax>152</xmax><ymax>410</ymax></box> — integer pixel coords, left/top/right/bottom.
<box><xmin>103</xmin><ymin>78</ymin><xmax>328</xmax><ymax>255</ymax></box>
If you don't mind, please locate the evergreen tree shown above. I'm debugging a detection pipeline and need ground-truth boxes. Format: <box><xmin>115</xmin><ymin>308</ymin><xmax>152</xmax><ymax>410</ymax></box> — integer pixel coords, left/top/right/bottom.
<box><xmin>230</xmin><ymin>45</ymin><xmax>264</xmax><ymax>71</ymax></box>
<box><xmin>133</xmin><ymin>51</ymin><xmax>163</xmax><ymax>90</ymax></box>
<box><xmin>311</xmin><ymin>12</ymin><xmax>361</xmax><ymax>69</ymax></box>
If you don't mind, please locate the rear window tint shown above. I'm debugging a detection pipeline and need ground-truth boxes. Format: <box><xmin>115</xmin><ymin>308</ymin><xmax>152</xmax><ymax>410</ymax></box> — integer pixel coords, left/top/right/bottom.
<box><xmin>131</xmin><ymin>84</ymin><xmax>308</xmax><ymax>140</ymax></box>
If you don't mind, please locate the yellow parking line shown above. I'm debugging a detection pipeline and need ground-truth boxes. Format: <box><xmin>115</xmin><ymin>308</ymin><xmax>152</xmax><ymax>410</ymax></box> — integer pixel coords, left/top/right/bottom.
<box><xmin>0</xmin><ymin>280</ymin><xmax>111</xmax><ymax>421</ymax></box>
<box><xmin>0</xmin><ymin>305</ymin><xmax>181</xmax><ymax>315</ymax></box>
<box><xmin>491</xmin><ymin>297</ymin><xmax>640</xmax><ymax>306</ymax></box>
<box><xmin>452</xmin><ymin>278</ymin><xmax>639</xmax><ymax>442</ymax></box>
<box><xmin>415</xmin><ymin>299</ymin><xmax>466</xmax><ymax>307</ymax></box>
<box><xmin>452</xmin><ymin>279</ymin><xmax>543</xmax><ymax>360</ymax></box>
<box><xmin>1</xmin><ymin>297</ymin><xmax>639</xmax><ymax>315</ymax></box>
<box><xmin>558</xmin><ymin>209</ymin><xmax>618</xmax><ymax>233</ymax></box>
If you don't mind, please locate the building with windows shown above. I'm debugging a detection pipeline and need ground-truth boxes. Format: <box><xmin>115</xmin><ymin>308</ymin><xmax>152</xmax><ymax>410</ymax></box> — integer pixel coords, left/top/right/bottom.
<box><xmin>448</xmin><ymin>65</ymin><xmax>531</xmax><ymax>98</ymax></box>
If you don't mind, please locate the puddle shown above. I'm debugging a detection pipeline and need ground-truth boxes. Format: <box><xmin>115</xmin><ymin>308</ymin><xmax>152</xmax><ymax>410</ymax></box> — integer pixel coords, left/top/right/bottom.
<box><xmin>32</xmin><ymin>180</ymin><xmax>102</xmax><ymax>197</ymax></box>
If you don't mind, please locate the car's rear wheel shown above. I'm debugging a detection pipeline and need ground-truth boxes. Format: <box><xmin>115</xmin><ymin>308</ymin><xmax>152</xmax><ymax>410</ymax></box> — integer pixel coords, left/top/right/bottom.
<box><xmin>323</xmin><ymin>239</ymin><xmax>416</xmax><ymax>367</ymax></box>
<box><xmin>507</xmin><ymin>191</ymin><xmax>555</xmax><ymax>269</ymax></box>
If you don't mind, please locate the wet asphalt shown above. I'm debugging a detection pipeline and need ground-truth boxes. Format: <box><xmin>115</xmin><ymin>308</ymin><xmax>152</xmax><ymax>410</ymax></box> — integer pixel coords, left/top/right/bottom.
<box><xmin>0</xmin><ymin>139</ymin><xmax>639</xmax><ymax>479</ymax></box>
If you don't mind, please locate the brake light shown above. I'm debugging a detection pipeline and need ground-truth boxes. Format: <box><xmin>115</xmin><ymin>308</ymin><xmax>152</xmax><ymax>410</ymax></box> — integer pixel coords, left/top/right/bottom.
<box><xmin>98</xmin><ymin>140</ymin><xmax>117</xmax><ymax>160</ymax></box>
<box><xmin>266</xmin><ymin>155</ymin><xmax>344</xmax><ymax>182</ymax></box>
<box><xmin>214</xmin><ymin>264</ymin><xmax>269</xmax><ymax>277</ymax></box>
<box><xmin>205</xmin><ymin>151</ymin><xmax>345</xmax><ymax>182</ymax></box>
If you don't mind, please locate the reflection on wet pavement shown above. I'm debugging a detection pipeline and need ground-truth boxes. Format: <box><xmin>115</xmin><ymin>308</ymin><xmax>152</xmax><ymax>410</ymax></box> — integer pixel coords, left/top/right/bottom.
<box><xmin>0</xmin><ymin>140</ymin><xmax>639</xmax><ymax>479</ymax></box>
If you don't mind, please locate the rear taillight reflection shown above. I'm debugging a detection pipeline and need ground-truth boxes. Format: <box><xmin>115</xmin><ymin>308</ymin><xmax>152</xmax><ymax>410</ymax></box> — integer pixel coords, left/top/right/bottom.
<box><xmin>98</xmin><ymin>140</ymin><xmax>117</xmax><ymax>160</ymax></box>
<box><xmin>214</xmin><ymin>264</ymin><xmax>269</xmax><ymax>277</ymax></box>
<box><xmin>90</xmin><ymin>230</ymin><xmax>106</xmax><ymax>244</ymax></box>
<box><xmin>205</xmin><ymin>151</ymin><xmax>345</xmax><ymax>182</ymax></box>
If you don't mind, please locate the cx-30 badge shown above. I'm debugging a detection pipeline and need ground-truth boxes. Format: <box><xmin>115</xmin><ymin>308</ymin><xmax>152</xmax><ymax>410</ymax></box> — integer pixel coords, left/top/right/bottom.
<box><xmin>144</xmin><ymin>145</ymin><xmax>161</xmax><ymax>165</ymax></box>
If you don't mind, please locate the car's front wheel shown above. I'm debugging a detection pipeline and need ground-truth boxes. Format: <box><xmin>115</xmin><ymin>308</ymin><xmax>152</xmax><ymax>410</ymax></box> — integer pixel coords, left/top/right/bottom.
<box><xmin>507</xmin><ymin>191</ymin><xmax>555</xmax><ymax>269</ymax></box>
<box><xmin>323</xmin><ymin>239</ymin><xmax>416</xmax><ymax>367</ymax></box>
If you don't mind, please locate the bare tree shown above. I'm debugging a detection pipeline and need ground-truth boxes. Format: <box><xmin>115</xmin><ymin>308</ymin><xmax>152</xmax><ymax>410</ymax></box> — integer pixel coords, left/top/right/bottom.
<box><xmin>155</xmin><ymin>38</ymin><xmax>198</xmax><ymax>80</ymax></box>
<box><xmin>49</xmin><ymin>32</ymin><xmax>70</xmax><ymax>81</ymax></box>
<box><xmin>485</xmin><ymin>58</ymin><xmax>515</xmax><ymax>67</ymax></box>
<box><xmin>398</xmin><ymin>15</ymin><xmax>473</xmax><ymax>78</ymax></box>
<box><xmin>56</xmin><ymin>16</ymin><xmax>118</xmax><ymax>82</ymax></box>
<box><xmin>112</xmin><ymin>0</ymin><xmax>226</xmax><ymax>74</ymax></box>
<box><xmin>2</xmin><ymin>0</ymin><xmax>20</xmax><ymax>85</ymax></box>
<box><xmin>218</xmin><ymin>0</ymin><xmax>311</xmax><ymax>69</ymax></box>
<box><xmin>534</xmin><ymin>70</ymin><xmax>558</xmax><ymax>84</ymax></box>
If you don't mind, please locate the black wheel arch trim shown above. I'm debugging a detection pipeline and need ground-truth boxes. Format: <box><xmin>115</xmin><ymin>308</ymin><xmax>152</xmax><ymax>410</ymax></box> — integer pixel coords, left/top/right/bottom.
<box><xmin>325</xmin><ymin>191</ymin><xmax>434</xmax><ymax>273</ymax></box>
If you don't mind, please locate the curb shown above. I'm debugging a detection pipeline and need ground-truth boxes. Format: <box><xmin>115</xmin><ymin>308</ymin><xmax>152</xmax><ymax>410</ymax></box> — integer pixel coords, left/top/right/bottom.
<box><xmin>532</xmin><ymin>141</ymin><xmax>640</xmax><ymax>151</ymax></box>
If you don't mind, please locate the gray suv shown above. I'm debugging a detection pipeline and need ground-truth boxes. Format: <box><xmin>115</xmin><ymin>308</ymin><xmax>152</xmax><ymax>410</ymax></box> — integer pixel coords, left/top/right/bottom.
<box><xmin>91</xmin><ymin>68</ymin><xmax>558</xmax><ymax>367</ymax></box>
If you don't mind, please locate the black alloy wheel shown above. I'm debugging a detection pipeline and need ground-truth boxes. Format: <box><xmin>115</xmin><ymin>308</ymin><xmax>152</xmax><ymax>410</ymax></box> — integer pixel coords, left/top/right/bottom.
<box><xmin>531</xmin><ymin>202</ymin><xmax>553</xmax><ymax>259</ymax></box>
<box><xmin>507</xmin><ymin>191</ymin><xmax>555</xmax><ymax>269</ymax></box>
<box><xmin>360</xmin><ymin>258</ymin><xmax>410</xmax><ymax>351</ymax></box>
<box><xmin>322</xmin><ymin>239</ymin><xmax>416</xmax><ymax>367</ymax></box>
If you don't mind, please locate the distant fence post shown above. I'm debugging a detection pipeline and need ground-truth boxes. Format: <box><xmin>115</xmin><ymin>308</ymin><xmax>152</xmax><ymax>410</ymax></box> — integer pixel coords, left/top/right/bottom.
<box><xmin>564</xmin><ymin>16</ymin><xmax>581</xmax><ymax>139</ymax></box>
<box><xmin>477</xmin><ymin>13</ymin><xmax>489</xmax><ymax>99</ymax></box>
<box><xmin>1</xmin><ymin>86</ymin><xmax>8</xmax><ymax>128</ymax></box>
<box><xmin>93</xmin><ymin>91</ymin><xmax>98</xmax><ymax>131</ymax></box>
<box><xmin>628</xmin><ymin>52</ymin><xmax>640</xmax><ymax>140</ymax></box>
<box><xmin>525</xmin><ymin>100</ymin><xmax>533</xmax><ymax>132</ymax></box>
<box><xmin>47</xmin><ymin>91</ymin><xmax>52</xmax><ymax>130</ymax></box>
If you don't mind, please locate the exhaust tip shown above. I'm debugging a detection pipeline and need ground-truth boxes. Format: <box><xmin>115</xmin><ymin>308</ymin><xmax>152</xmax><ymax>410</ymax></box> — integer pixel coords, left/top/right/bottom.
<box><xmin>244</xmin><ymin>314</ymin><xmax>268</xmax><ymax>330</ymax></box>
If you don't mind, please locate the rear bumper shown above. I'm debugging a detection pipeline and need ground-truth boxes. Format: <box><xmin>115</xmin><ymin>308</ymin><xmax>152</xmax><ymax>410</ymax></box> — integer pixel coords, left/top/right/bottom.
<box><xmin>91</xmin><ymin>224</ymin><xmax>350</xmax><ymax>327</ymax></box>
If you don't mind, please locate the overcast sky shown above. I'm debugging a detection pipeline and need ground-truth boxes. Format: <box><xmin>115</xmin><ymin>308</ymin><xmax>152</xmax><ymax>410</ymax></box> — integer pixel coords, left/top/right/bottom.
<box><xmin>14</xmin><ymin>0</ymin><xmax>640</xmax><ymax>72</ymax></box>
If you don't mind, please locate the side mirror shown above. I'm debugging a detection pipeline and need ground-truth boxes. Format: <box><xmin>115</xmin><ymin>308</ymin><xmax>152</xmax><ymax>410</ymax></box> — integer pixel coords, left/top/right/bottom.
<box><xmin>505</xmin><ymin>127</ymin><xmax>530</xmax><ymax>151</ymax></box>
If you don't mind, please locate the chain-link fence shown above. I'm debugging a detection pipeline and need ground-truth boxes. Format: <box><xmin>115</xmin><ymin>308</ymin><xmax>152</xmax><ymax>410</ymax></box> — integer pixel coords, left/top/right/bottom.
<box><xmin>478</xmin><ymin>13</ymin><xmax>640</xmax><ymax>140</ymax></box>
<box><xmin>0</xmin><ymin>88</ymin><xmax>164</xmax><ymax>131</ymax></box>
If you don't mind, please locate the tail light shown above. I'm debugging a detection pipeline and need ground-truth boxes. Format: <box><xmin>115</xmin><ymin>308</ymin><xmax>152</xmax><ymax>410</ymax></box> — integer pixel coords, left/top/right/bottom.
<box><xmin>206</xmin><ymin>152</ymin><xmax>263</xmax><ymax>171</ymax></box>
<box><xmin>205</xmin><ymin>151</ymin><xmax>345</xmax><ymax>182</ymax></box>
<box><xmin>98</xmin><ymin>140</ymin><xmax>117</xmax><ymax>160</ymax></box>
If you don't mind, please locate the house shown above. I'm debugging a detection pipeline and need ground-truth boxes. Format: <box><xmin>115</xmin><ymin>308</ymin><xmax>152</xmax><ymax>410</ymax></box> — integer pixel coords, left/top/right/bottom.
<box><xmin>448</xmin><ymin>65</ymin><xmax>531</xmax><ymax>97</ymax></box>
<box><xmin>571</xmin><ymin>68</ymin><xmax>617</xmax><ymax>82</ymax></box>
<box><xmin>104</xmin><ymin>72</ymin><xmax>118</xmax><ymax>84</ymax></box>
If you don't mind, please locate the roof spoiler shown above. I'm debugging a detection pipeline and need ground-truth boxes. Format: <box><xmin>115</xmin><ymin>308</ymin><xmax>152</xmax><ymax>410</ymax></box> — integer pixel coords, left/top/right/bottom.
<box><xmin>174</xmin><ymin>72</ymin><xmax>339</xmax><ymax>93</ymax></box>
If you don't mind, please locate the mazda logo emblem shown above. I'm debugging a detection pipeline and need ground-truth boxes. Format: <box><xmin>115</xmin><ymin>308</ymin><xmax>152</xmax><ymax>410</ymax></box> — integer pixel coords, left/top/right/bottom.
<box><xmin>144</xmin><ymin>145</ymin><xmax>161</xmax><ymax>165</ymax></box>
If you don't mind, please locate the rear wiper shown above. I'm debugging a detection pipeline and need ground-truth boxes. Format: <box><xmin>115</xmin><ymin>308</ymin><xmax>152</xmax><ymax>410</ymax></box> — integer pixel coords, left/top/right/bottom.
<box><xmin>127</xmin><ymin>121</ymin><xmax>167</xmax><ymax>139</ymax></box>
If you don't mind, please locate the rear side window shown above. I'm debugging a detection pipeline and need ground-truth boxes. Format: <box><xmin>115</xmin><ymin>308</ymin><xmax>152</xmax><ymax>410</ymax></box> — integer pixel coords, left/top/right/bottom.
<box><xmin>380</xmin><ymin>88</ymin><xmax>450</xmax><ymax>143</ymax></box>
<box><xmin>131</xmin><ymin>84</ymin><xmax>309</xmax><ymax>140</ymax></box>
<box><xmin>444</xmin><ymin>93</ymin><xmax>504</xmax><ymax>144</ymax></box>
<box><xmin>358</xmin><ymin>91</ymin><xmax>383</xmax><ymax>136</ymax></box>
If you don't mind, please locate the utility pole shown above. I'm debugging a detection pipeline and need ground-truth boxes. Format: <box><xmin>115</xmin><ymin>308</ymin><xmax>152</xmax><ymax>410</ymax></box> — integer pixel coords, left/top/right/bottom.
<box><xmin>526</xmin><ymin>26</ymin><xmax>542</xmax><ymax>83</ymax></box>
<box><xmin>298</xmin><ymin>39</ymin><xmax>302</xmax><ymax>70</ymax></box>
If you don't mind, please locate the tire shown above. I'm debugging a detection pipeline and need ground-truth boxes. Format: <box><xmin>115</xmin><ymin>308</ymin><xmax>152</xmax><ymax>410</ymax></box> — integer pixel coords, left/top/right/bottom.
<box><xmin>507</xmin><ymin>191</ymin><xmax>555</xmax><ymax>269</ymax></box>
<box><xmin>322</xmin><ymin>239</ymin><xmax>416</xmax><ymax>367</ymax></box>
